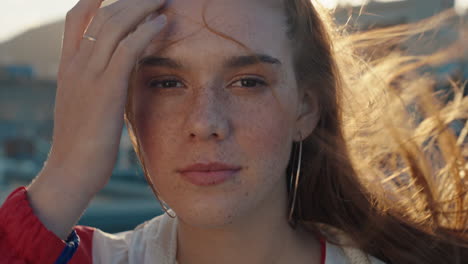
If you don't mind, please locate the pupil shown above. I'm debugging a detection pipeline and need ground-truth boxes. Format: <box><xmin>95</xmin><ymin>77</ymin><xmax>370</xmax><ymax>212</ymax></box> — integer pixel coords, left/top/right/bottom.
<box><xmin>164</xmin><ymin>80</ymin><xmax>177</xmax><ymax>87</ymax></box>
<box><xmin>242</xmin><ymin>79</ymin><xmax>256</xmax><ymax>87</ymax></box>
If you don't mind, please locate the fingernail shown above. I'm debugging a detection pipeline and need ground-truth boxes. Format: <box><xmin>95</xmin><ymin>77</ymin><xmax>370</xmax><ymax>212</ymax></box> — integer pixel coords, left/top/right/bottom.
<box><xmin>146</xmin><ymin>12</ymin><xmax>158</xmax><ymax>22</ymax></box>
<box><xmin>154</xmin><ymin>14</ymin><xmax>166</xmax><ymax>24</ymax></box>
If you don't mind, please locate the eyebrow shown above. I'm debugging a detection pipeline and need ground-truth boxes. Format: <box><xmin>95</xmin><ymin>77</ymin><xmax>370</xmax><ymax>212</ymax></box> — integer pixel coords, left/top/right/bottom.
<box><xmin>224</xmin><ymin>54</ymin><xmax>282</xmax><ymax>68</ymax></box>
<box><xmin>137</xmin><ymin>53</ymin><xmax>282</xmax><ymax>70</ymax></box>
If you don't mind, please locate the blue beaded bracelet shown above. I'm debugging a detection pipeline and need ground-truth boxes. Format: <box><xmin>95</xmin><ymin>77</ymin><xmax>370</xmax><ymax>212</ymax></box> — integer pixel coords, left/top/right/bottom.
<box><xmin>54</xmin><ymin>230</ymin><xmax>80</xmax><ymax>264</ymax></box>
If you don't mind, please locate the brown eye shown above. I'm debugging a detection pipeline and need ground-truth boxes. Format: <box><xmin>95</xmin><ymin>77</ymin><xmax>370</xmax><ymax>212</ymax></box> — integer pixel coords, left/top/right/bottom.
<box><xmin>231</xmin><ymin>77</ymin><xmax>267</xmax><ymax>88</ymax></box>
<box><xmin>148</xmin><ymin>79</ymin><xmax>185</xmax><ymax>89</ymax></box>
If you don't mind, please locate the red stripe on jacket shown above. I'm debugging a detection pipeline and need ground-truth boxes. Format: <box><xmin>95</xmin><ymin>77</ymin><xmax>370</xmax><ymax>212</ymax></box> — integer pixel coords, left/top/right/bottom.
<box><xmin>0</xmin><ymin>187</ymin><xmax>94</xmax><ymax>264</ymax></box>
<box><xmin>1</xmin><ymin>186</ymin><xmax>328</xmax><ymax>264</ymax></box>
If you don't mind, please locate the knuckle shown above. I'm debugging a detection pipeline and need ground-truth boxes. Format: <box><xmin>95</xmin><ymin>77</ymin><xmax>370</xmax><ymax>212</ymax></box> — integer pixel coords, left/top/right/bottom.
<box><xmin>117</xmin><ymin>38</ymin><xmax>135</xmax><ymax>56</ymax></box>
<box><xmin>102</xmin><ymin>16</ymin><xmax>125</xmax><ymax>34</ymax></box>
<box><xmin>94</xmin><ymin>7</ymin><xmax>113</xmax><ymax>24</ymax></box>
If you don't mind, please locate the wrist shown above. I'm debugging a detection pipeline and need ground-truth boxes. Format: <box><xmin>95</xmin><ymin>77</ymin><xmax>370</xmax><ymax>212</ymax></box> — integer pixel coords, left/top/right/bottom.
<box><xmin>26</xmin><ymin>165</ymin><xmax>100</xmax><ymax>239</ymax></box>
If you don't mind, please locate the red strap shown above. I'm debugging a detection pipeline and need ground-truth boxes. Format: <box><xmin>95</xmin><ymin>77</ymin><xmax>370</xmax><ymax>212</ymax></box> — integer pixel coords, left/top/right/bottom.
<box><xmin>320</xmin><ymin>236</ymin><xmax>327</xmax><ymax>264</ymax></box>
<box><xmin>70</xmin><ymin>225</ymin><xmax>94</xmax><ymax>264</ymax></box>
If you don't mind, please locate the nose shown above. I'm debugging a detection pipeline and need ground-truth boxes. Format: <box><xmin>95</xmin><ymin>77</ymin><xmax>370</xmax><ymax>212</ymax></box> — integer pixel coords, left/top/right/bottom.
<box><xmin>186</xmin><ymin>89</ymin><xmax>230</xmax><ymax>142</ymax></box>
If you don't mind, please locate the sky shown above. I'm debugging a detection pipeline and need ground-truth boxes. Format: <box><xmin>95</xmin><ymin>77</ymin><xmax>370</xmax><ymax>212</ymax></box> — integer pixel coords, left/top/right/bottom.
<box><xmin>1</xmin><ymin>0</ymin><xmax>467</xmax><ymax>43</ymax></box>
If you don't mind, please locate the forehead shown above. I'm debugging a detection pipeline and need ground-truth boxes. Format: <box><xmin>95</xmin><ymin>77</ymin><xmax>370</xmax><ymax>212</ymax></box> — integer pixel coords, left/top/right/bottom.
<box><xmin>142</xmin><ymin>0</ymin><xmax>291</xmax><ymax>60</ymax></box>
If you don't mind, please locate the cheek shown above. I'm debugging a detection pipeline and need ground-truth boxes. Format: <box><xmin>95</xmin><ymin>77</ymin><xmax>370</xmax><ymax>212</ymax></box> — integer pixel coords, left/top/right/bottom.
<box><xmin>131</xmin><ymin>91</ymin><xmax>181</xmax><ymax>181</ymax></box>
<box><xmin>237</xmin><ymin>102</ymin><xmax>294</xmax><ymax>199</ymax></box>
<box><xmin>130</xmin><ymin>88</ymin><xmax>296</xmax><ymax>223</ymax></box>
<box><xmin>132</xmin><ymin>86</ymin><xmax>296</xmax><ymax>176</ymax></box>
<box><xmin>134</xmin><ymin>95</ymin><xmax>291</xmax><ymax>159</ymax></box>
<box><xmin>238</xmin><ymin>86</ymin><xmax>297</xmax><ymax>174</ymax></box>
<box><xmin>239</xmin><ymin>104</ymin><xmax>291</xmax><ymax>167</ymax></box>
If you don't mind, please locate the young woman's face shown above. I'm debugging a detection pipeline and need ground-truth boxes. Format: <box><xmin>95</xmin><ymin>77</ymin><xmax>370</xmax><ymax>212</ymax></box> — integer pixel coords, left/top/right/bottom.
<box><xmin>131</xmin><ymin>0</ymin><xmax>315</xmax><ymax>227</ymax></box>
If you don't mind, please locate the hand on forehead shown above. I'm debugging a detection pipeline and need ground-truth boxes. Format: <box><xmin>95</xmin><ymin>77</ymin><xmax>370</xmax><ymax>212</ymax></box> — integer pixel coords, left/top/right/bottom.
<box><xmin>144</xmin><ymin>0</ymin><xmax>290</xmax><ymax>53</ymax></box>
<box><xmin>160</xmin><ymin>0</ymin><xmax>284</xmax><ymax>22</ymax></box>
<box><xmin>136</xmin><ymin>0</ymin><xmax>296</xmax><ymax>111</ymax></box>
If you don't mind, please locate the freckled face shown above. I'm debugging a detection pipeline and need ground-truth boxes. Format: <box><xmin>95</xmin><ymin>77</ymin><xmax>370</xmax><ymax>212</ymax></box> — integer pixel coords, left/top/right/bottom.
<box><xmin>131</xmin><ymin>0</ymin><xmax>301</xmax><ymax>227</ymax></box>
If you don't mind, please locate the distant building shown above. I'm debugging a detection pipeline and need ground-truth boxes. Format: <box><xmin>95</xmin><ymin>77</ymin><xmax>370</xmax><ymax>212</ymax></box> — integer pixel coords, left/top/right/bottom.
<box><xmin>0</xmin><ymin>65</ymin><xmax>36</xmax><ymax>80</ymax></box>
<box><xmin>0</xmin><ymin>79</ymin><xmax>145</xmax><ymax>181</ymax></box>
<box><xmin>335</xmin><ymin>0</ymin><xmax>455</xmax><ymax>29</ymax></box>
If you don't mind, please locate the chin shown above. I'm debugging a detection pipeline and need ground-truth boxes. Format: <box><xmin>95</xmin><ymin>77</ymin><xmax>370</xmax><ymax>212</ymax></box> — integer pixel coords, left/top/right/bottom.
<box><xmin>170</xmin><ymin>195</ymin><xmax>252</xmax><ymax>229</ymax></box>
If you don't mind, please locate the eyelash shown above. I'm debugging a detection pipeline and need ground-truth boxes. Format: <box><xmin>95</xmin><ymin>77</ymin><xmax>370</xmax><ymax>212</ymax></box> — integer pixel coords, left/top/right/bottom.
<box><xmin>147</xmin><ymin>76</ymin><xmax>267</xmax><ymax>89</ymax></box>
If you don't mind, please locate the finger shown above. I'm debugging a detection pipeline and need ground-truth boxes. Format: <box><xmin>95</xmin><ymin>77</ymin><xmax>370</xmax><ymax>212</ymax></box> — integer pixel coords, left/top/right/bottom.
<box><xmin>77</xmin><ymin>0</ymin><xmax>139</xmax><ymax>63</ymax></box>
<box><xmin>60</xmin><ymin>0</ymin><xmax>104</xmax><ymax>69</ymax></box>
<box><xmin>105</xmin><ymin>14</ymin><xmax>167</xmax><ymax>85</ymax></box>
<box><xmin>87</xmin><ymin>0</ymin><xmax>166</xmax><ymax>74</ymax></box>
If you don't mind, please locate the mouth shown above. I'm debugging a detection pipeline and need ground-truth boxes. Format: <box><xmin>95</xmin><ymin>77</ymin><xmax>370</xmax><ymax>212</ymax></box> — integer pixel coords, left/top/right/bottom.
<box><xmin>177</xmin><ymin>162</ymin><xmax>242</xmax><ymax>186</ymax></box>
<box><xmin>178</xmin><ymin>169</ymin><xmax>241</xmax><ymax>186</ymax></box>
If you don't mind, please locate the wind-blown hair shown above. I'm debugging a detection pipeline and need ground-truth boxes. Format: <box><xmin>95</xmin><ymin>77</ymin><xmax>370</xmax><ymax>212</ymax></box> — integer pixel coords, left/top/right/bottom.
<box><xmin>125</xmin><ymin>1</ymin><xmax>468</xmax><ymax>263</ymax></box>
<box><xmin>284</xmin><ymin>1</ymin><xmax>467</xmax><ymax>263</ymax></box>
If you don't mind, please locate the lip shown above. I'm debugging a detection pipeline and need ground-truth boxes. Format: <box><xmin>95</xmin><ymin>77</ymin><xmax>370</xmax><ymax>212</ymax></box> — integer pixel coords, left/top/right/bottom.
<box><xmin>178</xmin><ymin>162</ymin><xmax>242</xmax><ymax>172</ymax></box>
<box><xmin>177</xmin><ymin>162</ymin><xmax>242</xmax><ymax>186</ymax></box>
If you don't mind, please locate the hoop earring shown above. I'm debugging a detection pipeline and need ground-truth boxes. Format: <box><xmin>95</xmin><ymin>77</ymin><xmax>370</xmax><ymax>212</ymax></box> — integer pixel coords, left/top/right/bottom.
<box><xmin>145</xmin><ymin>174</ymin><xmax>176</xmax><ymax>218</ymax></box>
<box><xmin>288</xmin><ymin>132</ymin><xmax>303</xmax><ymax>227</ymax></box>
<box><xmin>157</xmin><ymin>194</ymin><xmax>176</xmax><ymax>218</ymax></box>
<box><xmin>132</xmin><ymin>132</ymin><xmax>176</xmax><ymax>218</ymax></box>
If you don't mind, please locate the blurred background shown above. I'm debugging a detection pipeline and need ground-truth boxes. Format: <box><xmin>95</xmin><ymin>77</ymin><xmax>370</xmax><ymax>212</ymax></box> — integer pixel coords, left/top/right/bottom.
<box><xmin>0</xmin><ymin>0</ymin><xmax>467</xmax><ymax>233</ymax></box>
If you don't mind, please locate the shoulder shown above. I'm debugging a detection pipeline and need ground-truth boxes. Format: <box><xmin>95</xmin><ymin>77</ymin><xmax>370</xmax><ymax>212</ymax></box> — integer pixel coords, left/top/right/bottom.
<box><xmin>318</xmin><ymin>224</ymin><xmax>387</xmax><ymax>264</ymax></box>
<box><xmin>92</xmin><ymin>213</ymin><xmax>178</xmax><ymax>264</ymax></box>
<box><xmin>325</xmin><ymin>242</ymin><xmax>386</xmax><ymax>264</ymax></box>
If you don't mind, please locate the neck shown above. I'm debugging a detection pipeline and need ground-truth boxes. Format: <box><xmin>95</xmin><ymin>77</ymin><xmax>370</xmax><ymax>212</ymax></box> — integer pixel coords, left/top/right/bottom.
<box><xmin>175</xmin><ymin>185</ymin><xmax>321</xmax><ymax>264</ymax></box>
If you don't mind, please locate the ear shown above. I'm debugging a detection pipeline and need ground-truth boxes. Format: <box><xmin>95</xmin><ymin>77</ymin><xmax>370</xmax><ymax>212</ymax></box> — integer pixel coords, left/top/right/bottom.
<box><xmin>294</xmin><ymin>90</ymin><xmax>320</xmax><ymax>141</ymax></box>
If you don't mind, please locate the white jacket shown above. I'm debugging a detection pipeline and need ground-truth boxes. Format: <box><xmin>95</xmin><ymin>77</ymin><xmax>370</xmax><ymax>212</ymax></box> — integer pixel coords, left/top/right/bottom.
<box><xmin>92</xmin><ymin>212</ymin><xmax>387</xmax><ymax>264</ymax></box>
